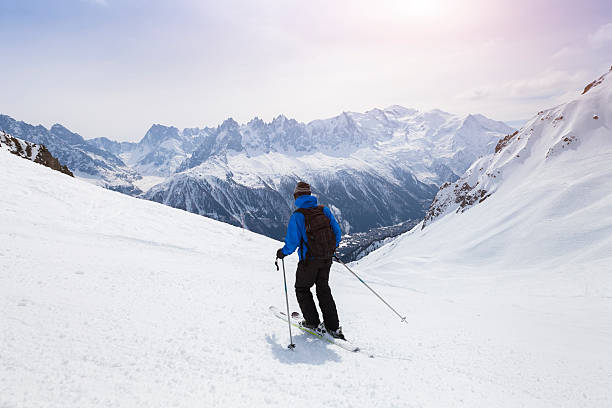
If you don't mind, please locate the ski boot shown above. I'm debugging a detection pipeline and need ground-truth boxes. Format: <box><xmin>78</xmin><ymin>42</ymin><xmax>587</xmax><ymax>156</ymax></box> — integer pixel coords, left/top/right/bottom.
<box><xmin>327</xmin><ymin>326</ymin><xmax>345</xmax><ymax>340</ymax></box>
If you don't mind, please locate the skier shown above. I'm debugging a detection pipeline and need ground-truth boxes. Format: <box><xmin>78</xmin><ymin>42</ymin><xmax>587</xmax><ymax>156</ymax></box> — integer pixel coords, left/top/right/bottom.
<box><xmin>275</xmin><ymin>181</ymin><xmax>344</xmax><ymax>339</ymax></box>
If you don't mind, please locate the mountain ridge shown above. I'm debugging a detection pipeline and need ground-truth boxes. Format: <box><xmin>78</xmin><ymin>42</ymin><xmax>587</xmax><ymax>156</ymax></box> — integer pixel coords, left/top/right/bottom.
<box><xmin>0</xmin><ymin>105</ymin><xmax>514</xmax><ymax>240</ymax></box>
<box><xmin>422</xmin><ymin>67</ymin><xmax>612</xmax><ymax>229</ymax></box>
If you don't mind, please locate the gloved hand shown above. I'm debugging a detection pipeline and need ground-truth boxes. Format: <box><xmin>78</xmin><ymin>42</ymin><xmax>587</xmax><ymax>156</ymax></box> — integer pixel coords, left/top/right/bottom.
<box><xmin>276</xmin><ymin>248</ymin><xmax>286</xmax><ymax>259</ymax></box>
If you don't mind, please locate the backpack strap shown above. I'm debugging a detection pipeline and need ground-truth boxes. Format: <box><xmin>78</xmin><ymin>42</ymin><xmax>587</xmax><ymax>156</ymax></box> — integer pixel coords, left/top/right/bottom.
<box><xmin>294</xmin><ymin>208</ymin><xmax>309</xmax><ymax>258</ymax></box>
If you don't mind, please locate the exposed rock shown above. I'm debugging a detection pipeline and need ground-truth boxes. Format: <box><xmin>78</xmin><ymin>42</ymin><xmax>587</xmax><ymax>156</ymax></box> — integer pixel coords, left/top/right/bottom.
<box><xmin>34</xmin><ymin>145</ymin><xmax>74</xmax><ymax>176</ymax></box>
<box><xmin>582</xmin><ymin>71</ymin><xmax>608</xmax><ymax>95</ymax></box>
<box><xmin>495</xmin><ymin>131</ymin><xmax>519</xmax><ymax>153</ymax></box>
<box><xmin>546</xmin><ymin>134</ymin><xmax>579</xmax><ymax>159</ymax></box>
<box><xmin>422</xmin><ymin>180</ymin><xmax>490</xmax><ymax>228</ymax></box>
<box><xmin>0</xmin><ymin>131</ymin><xmax>73</xmax><ymax>176</ymax></box>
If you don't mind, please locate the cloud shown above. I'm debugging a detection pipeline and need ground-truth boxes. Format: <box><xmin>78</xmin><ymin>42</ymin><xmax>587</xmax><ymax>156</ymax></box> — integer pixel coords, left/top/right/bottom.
<box><xmin>84</xmin><ymin>0</ymin><xmax>108</xmax><ymax>5</ymax></box>
<box><xmin>550</xmin><ymin>46</ymin><xmax>581</xmax><ymax>60</ymax></box>
<box><xmin>503</xmin><ymin>70</ymin><xmax>582</xmax><ymax>97</ymax></box>
<box><xmin>455</xmin><ymin>88</ymin><xmax>491</xmax><ymax>101</ymax></box>
<box><xmin>456</xmin><ymin>70</ymin><xmax>584</xmax><ymax>102</ymax></box>
<box><xmin>589</xmin><ymin>22</ymin><xmax>612</xmax><ymax>48</ymax></box>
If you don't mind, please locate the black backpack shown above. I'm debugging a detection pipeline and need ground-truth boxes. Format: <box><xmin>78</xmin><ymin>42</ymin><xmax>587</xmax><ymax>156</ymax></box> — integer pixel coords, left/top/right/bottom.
<box><xmin>295</xmin><ymin>206</ymin><xmax>337</xmax><ymax>259</ymax></box>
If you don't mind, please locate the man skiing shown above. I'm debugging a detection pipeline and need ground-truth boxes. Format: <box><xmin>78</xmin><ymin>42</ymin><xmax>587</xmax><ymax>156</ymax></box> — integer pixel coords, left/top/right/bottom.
<box><xmin>275</xmin><ymin>181</ymin><xmax>344</xmax><ymax>339</ymax></box>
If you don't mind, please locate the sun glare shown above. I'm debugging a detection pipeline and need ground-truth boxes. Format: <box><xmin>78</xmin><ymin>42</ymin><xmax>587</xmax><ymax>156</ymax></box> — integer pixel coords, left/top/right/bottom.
<box><xmin>394</xmin><ymin>0</ymin><xmax>442</xmax><ymax>17</ymax></box>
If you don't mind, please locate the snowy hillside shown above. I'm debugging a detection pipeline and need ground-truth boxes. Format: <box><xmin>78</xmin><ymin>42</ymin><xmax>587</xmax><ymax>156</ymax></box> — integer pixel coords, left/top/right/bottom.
<box><xmin>351</xmin><ymin>69</ymin><xmax>612</xmax><ymax>406</ymax></box>
<box><xmin>2</xmin><ymin>103</ymin><xmax>611</xmax><ymax>406</ymax></box>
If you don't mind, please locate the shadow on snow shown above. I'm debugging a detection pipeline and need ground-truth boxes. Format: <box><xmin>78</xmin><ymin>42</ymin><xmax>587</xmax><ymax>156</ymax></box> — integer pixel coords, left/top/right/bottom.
<box><xmin>265</xmin><ymin>333</ymin><xmax>342</xmax><ymax>365</ymax></box>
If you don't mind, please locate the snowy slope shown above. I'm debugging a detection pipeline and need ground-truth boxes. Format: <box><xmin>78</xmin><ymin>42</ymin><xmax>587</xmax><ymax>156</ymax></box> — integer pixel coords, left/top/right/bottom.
<box><xmin>3</xmin><ymin>114</ymin><xmax>611</xmax><ymax>407</ymax></box>
<box><xmin>352</xmin><ymin>69</ymin><xmax>612</xmax><ymax>405</ymax></box>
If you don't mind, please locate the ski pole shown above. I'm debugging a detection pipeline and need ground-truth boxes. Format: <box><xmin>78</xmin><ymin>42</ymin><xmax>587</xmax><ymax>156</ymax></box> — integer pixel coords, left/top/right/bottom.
<box><xmin>333</xmin><ymin>255</ymin><xmax>407</xmax><ymax>324</ymax></box>
<box><xmin>275</xmin><ymin>257</ymin><xmax>296</xmax><ymax>349</ymax></box>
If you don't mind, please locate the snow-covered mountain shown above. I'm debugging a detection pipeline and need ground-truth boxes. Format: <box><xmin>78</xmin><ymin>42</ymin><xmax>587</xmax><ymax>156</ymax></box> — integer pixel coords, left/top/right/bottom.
<box><xmin>142</xmin><ymin>107</ymin><xmax>514</xmax><ymax>239</ymax></box>
<box><xmin>358</xmin><ymin>66</ymin><xmax>612</xmax><ymax>289</ymax></box>
<box><xmin>89</xmin><ymin>124</ymin><xmax>213</xmax><ymax>178</ymax></box>
<box><xmin>422</xmin><ymin>66</ymin><xmax>612</xmax><ymax>231</ymax></box>
<box><xmin>0</xmin><ymin>115</ymin><xmax>141</xmax><ymax>194</ymax></box>
<box><xmin>175</xmin><ymin>107</ymin><xmax>514</xmax><ymax>185</ymax></box>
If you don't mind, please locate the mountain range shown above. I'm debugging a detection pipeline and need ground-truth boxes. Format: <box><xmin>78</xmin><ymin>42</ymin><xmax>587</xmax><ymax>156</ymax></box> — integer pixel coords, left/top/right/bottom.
<box><xmin>0</xmin><ymin>106</ymin><xmax>515</xmax><ymax>239</ymax></box>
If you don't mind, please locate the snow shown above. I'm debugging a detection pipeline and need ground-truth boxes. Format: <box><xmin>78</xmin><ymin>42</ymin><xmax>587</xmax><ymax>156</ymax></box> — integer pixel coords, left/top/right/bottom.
<box><xmin>354</xmin><ymin>69</ymin><xmax>612</xmax><ymax>405</ymax></box>
<box><xmin>2</xmin><ymin>122</ymin><xmax>611</xmax><ymax>407</ymax></box>
<box><xmin>133</xmin><ymin>175</ymin><xmax>167</xmax><ymax>192</ymax></box>
<box><xmin>2</xmin><ymin>152</ymin><xmax>417</xmax><ymax>408</ymax></box>
<box><xmin>30</xmin><ymin>144</ymin><xmax>40</xmax><ymax>161</ymax></box>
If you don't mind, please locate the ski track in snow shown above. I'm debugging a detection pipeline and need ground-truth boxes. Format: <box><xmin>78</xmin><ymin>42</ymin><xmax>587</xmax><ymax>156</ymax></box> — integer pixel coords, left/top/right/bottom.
<box><xmin>1</xmin><ymin>150</ymin><xmax>611</xmax><ymax>407</ymax></box>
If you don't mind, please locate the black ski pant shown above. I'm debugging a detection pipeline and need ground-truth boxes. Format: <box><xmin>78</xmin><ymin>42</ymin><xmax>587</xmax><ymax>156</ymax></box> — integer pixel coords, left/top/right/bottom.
<box><xmin>294</xmin><ymin>258</ymin><xmax>340</xmax><ymax>331</ymax></box>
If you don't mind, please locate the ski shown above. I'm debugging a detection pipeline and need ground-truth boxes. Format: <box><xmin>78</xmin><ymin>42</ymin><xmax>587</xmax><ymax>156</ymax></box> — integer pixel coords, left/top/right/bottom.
<box><xmin>269</xmin><ymin>305</ymin><xmax>361</xmax><ymax>353</ymax></box>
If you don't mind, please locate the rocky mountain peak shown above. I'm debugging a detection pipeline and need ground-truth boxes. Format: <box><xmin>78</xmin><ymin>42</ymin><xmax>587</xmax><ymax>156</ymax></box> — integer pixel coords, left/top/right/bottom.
<box><xmin>271</xmin><ymin>114</ymin><xmax>288</xmax><ymax>123</ymax></box>
<box><xmin>49</xmin><ymin>123</ymin><xmax>86</xmax><ymax>145</ymax></box>
<box><xmin>219</xmin><ymin>117</ymin><xmax>239</xmax><ymax>130</ymax></box>
<box><xmin>140</xmin><ymin>124</ymin><xmax>181</xmax><ymax>147</ymax></box>
<box><xmin>247</xmin><ymin>117</ymin><xmax>265</xmax><ymax>128</ymax></box>
<box><xmin>582</xmin><ymin>67</ymin><xmax>612</xmax><ymax>95</ymax></box>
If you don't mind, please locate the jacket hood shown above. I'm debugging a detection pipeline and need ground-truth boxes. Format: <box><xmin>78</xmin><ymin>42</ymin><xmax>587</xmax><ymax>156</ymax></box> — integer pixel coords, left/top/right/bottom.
<box><xmin>295</xmin><ymin>195</ymin><xmax>318</xmax><ymax>208</ymax></box>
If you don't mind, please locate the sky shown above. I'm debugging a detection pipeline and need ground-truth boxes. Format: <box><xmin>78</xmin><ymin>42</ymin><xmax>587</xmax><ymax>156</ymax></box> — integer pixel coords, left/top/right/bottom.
<box><xmin>1</xmin><ymin>0</ymin><xmax>612</xmax><ymax>142</ymax></box>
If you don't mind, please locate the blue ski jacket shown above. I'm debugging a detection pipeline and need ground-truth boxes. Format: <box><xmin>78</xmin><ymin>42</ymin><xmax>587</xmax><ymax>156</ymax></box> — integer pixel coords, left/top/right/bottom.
<box><xmin>281</xmin><ymin>195</ymin><xmax>342</xmax><ymax>261</ymax></box>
